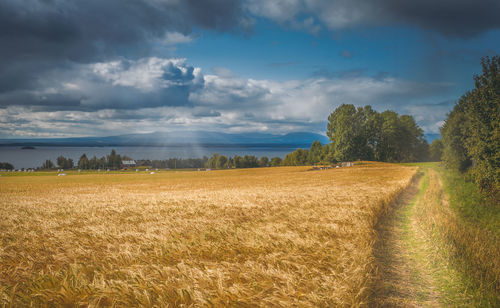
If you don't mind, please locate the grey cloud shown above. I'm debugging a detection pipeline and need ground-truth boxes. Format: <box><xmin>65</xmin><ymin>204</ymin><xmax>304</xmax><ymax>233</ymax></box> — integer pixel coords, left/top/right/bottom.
<box><xmin>0</xmin><ymin>0</ymin><xmax>248</xmax><ymax>63</ymax></box>
<box><xmin>1</xmin><ymin>0</ymin><xmax>494</xmax><ymax>113</ymax></box>
<box><xmin>380</xmin><ymin>0</ymin><xmax>500</xmax><ymax>37</ymax></box>
<box><xmin>402</xmin><ymin>99</ymin><xmax>457</xmax><ymax>133</ymax></box>
<box><xmin>0</xmin><ymin>0</ymin><xmax>250</xmax><ymax>97</ymax></box>
<box><xmin>0</xmin><ymin>58</ymin><xmax>203</xmax><ymax>111</ymax></box>
<box><xmin>192</xmin><ymin>109</ymin><xmax>222</xmax><ymax>117</ymax></box>
<box><xmin>0</xmin><ymin>73</ymin><xmax>455</xmax><ymax>137</ymax></box>
<box><xmin>247</xmin><ymin>0</ymin><xmax>500</xmax><ymax>38</ymax></box>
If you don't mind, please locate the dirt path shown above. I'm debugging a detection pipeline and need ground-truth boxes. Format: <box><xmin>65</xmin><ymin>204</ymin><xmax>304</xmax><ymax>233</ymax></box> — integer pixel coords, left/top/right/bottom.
<box><xmin>371</xmin><ymin>167</ymin><xmax>482</xmax><ymax>307</ymax></box>
<box><xmin>372</xmin><ymin>172</ymin><xmax>441</xmax><ymax>307</ymax></box>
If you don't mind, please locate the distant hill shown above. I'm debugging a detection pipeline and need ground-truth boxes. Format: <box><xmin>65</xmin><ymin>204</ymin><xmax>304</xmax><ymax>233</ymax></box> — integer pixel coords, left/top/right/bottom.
<box><xmin>0</xmin><ymin>131</ymin><xmax>330</xmax><ymax>147</ymax></box>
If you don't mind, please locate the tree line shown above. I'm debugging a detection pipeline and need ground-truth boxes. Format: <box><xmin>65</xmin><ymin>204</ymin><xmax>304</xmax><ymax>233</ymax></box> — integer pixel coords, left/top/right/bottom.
<box><xmin>36</xmin><ymin>108</ymin><xmax>431</xmax><ymax>171</ymax></box>
<box><xmin>40</xmin><ymin>149</ymin><xmax>127</xmax><ymax>170</ymax></box>
<box><xmin>0</xmin><ymin>162</ymin><xmax>14</xmax><ymax>170</ymax></box>
<box><xmin>440</xmin><ymin>55</ymin><xmax>499</xmax><ymax>198</ymax></box>
<box><xmin>203</xmin><ymin>154</ymin><xmax>286</xmax><ymax>169</ymax></box>
<box><xmin>326</xmin><ymin>104</ymin><xmax>429</xmax><ymax>163</ymax></box>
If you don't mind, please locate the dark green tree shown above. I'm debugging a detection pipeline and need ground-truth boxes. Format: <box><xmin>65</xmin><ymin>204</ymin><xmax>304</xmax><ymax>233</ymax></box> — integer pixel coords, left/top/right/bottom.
<box><xmin>56</xmin><ymin>155</ymin><xmax>66</xmax><ymax>168</ymax></box>
<box><xmin>223</xmin><ymin>158</ymin><xmax>233</xmax><ymax>169</ymax></box>
<box><xmin>56</xmin><ymin>156</ymin><xmax>74</xmax><ymax>169</ymax></box>
<box><xmin>376</xmin><ymin>110</ymin><xmax>400</xmax><ymax>162</ymax></box>
<box><xmin>233</xmin><ymin>155</ymin><xmax>243</xmax><ymax>168</ymax></box>
<box><xmin>206</xmin><ymin>153</ymin><xmax>220</xmax><ymax>168</ymax></box>
<box><xmin>398</xmin><ymin>114</ymin><xmax>428</xmax><ymax>162</ymax></box>
<box><xmin>0</xmin><ymin>162</ymin><xmax>14</xmax><ymax>170</ymax></box>
<box><xmin>89</xmin><ymin>156</ymin><xmax>99</xmax><ymax>169</ymax></box>
<box><xmin>282</xmin><ymin>149</ymin><xmax>309</xmax><ymax>166</ymax></box>
<box><xmin>327</xmin><ymin>104</ymin><xmax>378</xmax><ymax>161</ymax></box>
<box><xmin>107</xmin><ymin>149</ymin><xmax>121</xmax><ymax>169</ymax></box>
<box><xmin>41</xmin><ymin>159</ymin><xmax>55</xmax><ymax>169</ymax></box>
<box><xmin>259</xmin><ymin>156</ymin><xmax>269</xmax><ymax>167</ymax></box>
<box><xmin>442</xmin><ymin>55</ymin><xmax>499</xmax><ymax>195</ymax></box>
<box><xmin>78</xmin><ymin>154</ymin><xmax>90</xmax><ymax>169</ymax></box>
<box><xmin>442</xmin><ymin>98</ymin><xmax>473</xmax><ymax>172</ymax></box>
<box><xmin>327</xmin><ymin>104</ymin><xmax>428</xmax><ymax>162</ymax></box>
<box><xmin>308</xmin><ymin>140</ymin><xmax>323</xmax><ymax>164</ymax></box>
<box><xmin>216</xmin><ymin>155</ymin><xmax>228</xmax><ymax>169</ymax></box>
<box><xmin>270</xmin><ymin>157</ymin><xmax>282</xmax><ymax>167</ymax></box>
<box><xmin>429</xmin><ymin>139</ymin><xmax>444</xmax><ymax>162</ymax></box>
<box><xmin>327</xmin><ymin>104</ymin><xmax>359</xmax><ymax>161</ymax></box>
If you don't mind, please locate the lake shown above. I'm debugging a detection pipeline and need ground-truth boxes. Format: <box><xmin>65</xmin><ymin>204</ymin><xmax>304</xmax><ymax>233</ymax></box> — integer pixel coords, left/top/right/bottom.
<box><xmin>0</xmin><ymin>145</ymin><xmax>300</xmax><ymax>169</ymax></box>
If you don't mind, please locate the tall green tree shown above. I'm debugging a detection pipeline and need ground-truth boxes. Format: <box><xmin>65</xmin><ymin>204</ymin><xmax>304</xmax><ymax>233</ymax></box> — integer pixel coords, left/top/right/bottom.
<box><xmin>41</xmin><ymin>159</ymin><xmax>55</xmax><ymax>169</ymax></box>
<box><xmin>270</xmin><ymin>157</ymin><xmax>282</xmax><ymax>167</ymax></box>
<box><xmin>398</xmin><ymin>114</ymin><xmax>428</xmax><ymax>162</ymax></box>
<box><xmin>0</xmin><ymin>162</ymin><xmax>14</xmax><ymax>170</ymax></box>
<box><xmin>78</xmin><ymin>154</ymin><xmax>90</xmax><ymax>169</ymax></box>
<box><xmin>56</xmin><ymin>156</ymin><xmax>74</xmax><ymax>169</ymax></box>
<box><xmin>376</xmin><ymin>110</ymin><xmax>400</xmax><ymax>162</ymax></box>
<box><xmin>308</xmin><ymin>140</ymin><xmax>323</xmax><ymax>164</ymax></box>
<box><xmin>429</xmin><ymin>139</ymin><xmax>444</xmax><ymax>162</ymax></box>
<box><xmin>442</xmin><ymin>55</ymin><xmax>499</xmax><ymax>195</ymax></box>
<box><xmin>205</xmin><ymin>153</ymin><xmax>220</xmax><ymax>168</ymax></box>
<box><xmin>107</xmin><ymin>149</ymin><xmax>121</xmax><ymax>169</ymax></box>
<box><xmin>216</xmin><ymin>155</ymin><xmax>228</xmax><ymax>169</ymax></box>
<box><xmin>282</xmin><ymin>149</ymin><xmax>309</xmax><ymax>166</ymax></box>
<box><xmin>327</xmin><ymin>105</ymin><xmax>428</xmax><ymax>162</ymax></box>
<box><xmin>327</xmin><ymin>104</ymin><xmax>371</xmax><ymax>161</ymax></box>
<box><xmin>233</xmin><ymin>155</ymin><xmax>243</xmax><ymax>168</ymax></box>
<box><xmin>441</xmin><ymin>101</ymin><xmax>471</xmax><ymax>171</ymax></box>
<box><xmin>259</xmin><ymin>156</ymin><xmax>269</xmax><ymax>167</ymax></box>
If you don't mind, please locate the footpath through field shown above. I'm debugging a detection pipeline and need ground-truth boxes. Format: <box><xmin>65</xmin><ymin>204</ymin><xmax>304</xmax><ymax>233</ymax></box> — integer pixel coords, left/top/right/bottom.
<box><xmin>372</xmin><ymin>165</ymin><xmax>490</xmax><ymax>307</ymax></box>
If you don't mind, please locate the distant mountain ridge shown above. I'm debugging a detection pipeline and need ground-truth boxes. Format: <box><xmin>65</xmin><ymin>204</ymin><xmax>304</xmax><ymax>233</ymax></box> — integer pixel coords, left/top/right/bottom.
<box><xmin>0</xmin><ymin>131</ymin><xmax>331</xmax><ymax>147</ymax></box>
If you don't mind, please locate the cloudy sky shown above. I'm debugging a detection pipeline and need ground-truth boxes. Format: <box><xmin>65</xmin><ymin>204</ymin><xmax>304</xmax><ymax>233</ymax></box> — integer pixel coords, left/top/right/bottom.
<box><xmin>1</xmin><ymin>0</ymin><xmax>499</xmax><ymax>138</ymax></box>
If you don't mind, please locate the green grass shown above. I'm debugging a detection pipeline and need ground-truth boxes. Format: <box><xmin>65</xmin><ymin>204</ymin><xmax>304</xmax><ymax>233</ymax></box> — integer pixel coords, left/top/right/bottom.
<box><xmin>402</xmin><ymin>162</ymin><xmax>500</xmax><ymax>236</ymax></box>
<box><xmin>438</xmin><ymin>166</ymin><xmax>500</xmax><ymax>237</ymax></box>
<box><xmin>397</xmin><ymin>162</ymin><xmax>500</xmax><ymax>305</ymax></box>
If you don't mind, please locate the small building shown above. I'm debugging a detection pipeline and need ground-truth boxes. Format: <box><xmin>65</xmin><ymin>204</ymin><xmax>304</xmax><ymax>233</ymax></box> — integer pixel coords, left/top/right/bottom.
<box><xmin>122</xmin><ymin>160</ymin><xmax>136</xmax><ymax>168</ymax></box>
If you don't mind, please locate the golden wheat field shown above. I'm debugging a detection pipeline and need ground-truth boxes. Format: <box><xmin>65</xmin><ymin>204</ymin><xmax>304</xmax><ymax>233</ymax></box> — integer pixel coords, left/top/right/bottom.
<box><xmin>0</xmin><ymin>162</ymin><xmax>416</xmax><ymax>306</ymax></box>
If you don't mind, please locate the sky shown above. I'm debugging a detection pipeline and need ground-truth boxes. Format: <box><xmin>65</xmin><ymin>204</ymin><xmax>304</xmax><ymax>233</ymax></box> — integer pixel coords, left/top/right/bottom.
<box><xmin>0</xmin><ymin>0</ymin><xmax>499</xmax><ymax>138</ymax></box>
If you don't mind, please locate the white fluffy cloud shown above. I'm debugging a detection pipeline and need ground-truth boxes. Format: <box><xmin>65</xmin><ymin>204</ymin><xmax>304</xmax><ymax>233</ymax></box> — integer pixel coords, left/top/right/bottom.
<box><xmin>92</xmin><ymin>58</ymin><xmax>203</xmax><ymax>92</ymax></box>
<box><xmin>0</xmin><ymin>56</ymin><xmax>450</xmax><ymax>138</ymax></box>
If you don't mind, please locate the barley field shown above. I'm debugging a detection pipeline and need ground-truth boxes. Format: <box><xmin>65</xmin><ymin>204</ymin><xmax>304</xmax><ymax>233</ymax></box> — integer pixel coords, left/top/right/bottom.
<box><xmin>0</xmin><ymin>162</ymin><xmax>416</xmax><ymax>306</ymax></box>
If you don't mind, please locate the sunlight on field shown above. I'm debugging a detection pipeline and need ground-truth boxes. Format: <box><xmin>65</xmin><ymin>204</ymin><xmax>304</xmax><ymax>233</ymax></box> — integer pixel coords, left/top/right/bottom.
<box><xmin>0</xmin><ymin>163</ymin><xmax>416</xmax><ymax>306</ymax></box>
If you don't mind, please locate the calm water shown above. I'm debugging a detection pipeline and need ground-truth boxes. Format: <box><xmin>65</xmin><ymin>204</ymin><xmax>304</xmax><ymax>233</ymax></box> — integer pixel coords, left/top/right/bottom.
<box><xmin>0</xmin><ymin>146</ymin><xmax>298</xmax><ymax>169</ymax></box>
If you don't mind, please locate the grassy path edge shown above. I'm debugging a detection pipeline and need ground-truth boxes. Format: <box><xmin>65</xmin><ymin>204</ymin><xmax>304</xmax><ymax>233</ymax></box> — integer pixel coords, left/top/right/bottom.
<box><xmin>371</xmin><ymin>164</ymin><xmax>499</xmax><ymax>306</ymax></box>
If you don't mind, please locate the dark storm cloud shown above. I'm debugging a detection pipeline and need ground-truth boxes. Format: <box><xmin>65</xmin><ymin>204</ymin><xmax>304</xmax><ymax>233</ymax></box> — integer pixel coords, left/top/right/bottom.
<box><xmin>0</xmin><ymin>90</ymin><xmax>85</xmax><ymax>109</ymax></box>
<box><xmin>0</xmin><ymin>0</ymin><xmax>492</xmax><ymax>138</ymax></box>
<box><xmin>380</xmin><ymin>0</ymin><xmax>500</xmax><ymax>37</ymax></box>
<box><xmin>248</xmin><ymin>0</ymin><xmax>500</xmax><ymax>38</ymax></box>
<box><xmin>0</xmin><ymin>0</ymin><xmax>249</xmax><ymax>97</ymax></box>
<box><xmin>0</xmin><ymin>0</ymin><xmax>248</xmax><ymax>63</ymax></box>
<box><xmin>0</xmin><ymin>57</ymin><xmax>203</xmax><ymax>111</ymax></box>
